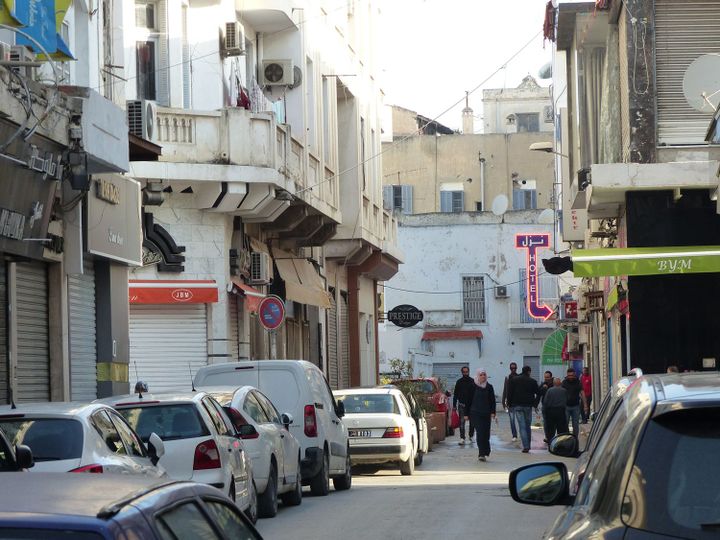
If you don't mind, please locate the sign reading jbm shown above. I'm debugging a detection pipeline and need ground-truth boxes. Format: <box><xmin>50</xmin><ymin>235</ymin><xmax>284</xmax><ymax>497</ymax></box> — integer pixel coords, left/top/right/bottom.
<box><xmin>387</xmin><ymin>304</ymin><xmax>424</xmax><ymax>328</ymax></box>
<box><xmin>516</xmin><ymin>233</ymin><xmax>554</xmax><ymax>321</ymax></box>
<box><xmin>258</xmin><ymin>295</ymin><xmax>285</xmax><ymax>331</ymax></box>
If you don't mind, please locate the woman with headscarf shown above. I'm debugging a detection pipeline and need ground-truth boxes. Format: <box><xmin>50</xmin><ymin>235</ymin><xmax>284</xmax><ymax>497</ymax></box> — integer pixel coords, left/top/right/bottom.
<box><xmin>469</xmin><ymin>368</ymin><xmax>497</xmax><ymax>461</ymax></box>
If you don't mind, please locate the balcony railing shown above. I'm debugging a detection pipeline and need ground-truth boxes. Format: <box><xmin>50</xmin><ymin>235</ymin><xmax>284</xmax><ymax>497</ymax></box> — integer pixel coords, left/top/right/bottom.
<box><xmin>508</xmin><ymin>299</ymin><xmax>559</xmax><ymax>327</ymax></box>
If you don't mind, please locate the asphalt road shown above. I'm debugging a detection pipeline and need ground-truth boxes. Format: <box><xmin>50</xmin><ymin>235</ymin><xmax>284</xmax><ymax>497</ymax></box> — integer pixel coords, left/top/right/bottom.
<box><xmin>255</xmin><ymin>414</ymin><xmax>573</xmax><ymax>540</ymax></box>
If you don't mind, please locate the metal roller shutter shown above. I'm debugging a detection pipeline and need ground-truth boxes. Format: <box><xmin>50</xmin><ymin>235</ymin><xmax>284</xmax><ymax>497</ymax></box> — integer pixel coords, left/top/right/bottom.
<box><xmin>432</xmin><ymin>362</ymin><xmax>468</xmax><ymax>392</ymax></box>
<box><xmin>340</xmin><ymin>291</ymin><xmax>349</xmax><ymax>388</ymax></box>
<box><xmin>130</xmin><ymin>304</ymin><xmax>208</xmax><ymax>393</ymax></box>
<box><xmin>229</xmin><ymin>294</ymin><xmax>239</xmax><ymax>361</ymax></box>
<box><xmin>655</xmin><ymin>0</ymin><xmax>720</xmax><ymax>145</ymax></box>
<box><xmin>327</xmin><ymin>294</ymin><xmax>339</xmax><ymax>389</ymax></box>
<box><xmin>69</xmin><ymin>259</ymin><xmax>97</xmax><ymax>401</ymax></box>
<box><xmin>0</xmin><ymin>263</ymin><xmax>6</xmax><ymax>403</ymax></box>
<box><xmin>16</xmin><ymin>262</ymin><xmax>50</xmax><ymax>403</ymax></box>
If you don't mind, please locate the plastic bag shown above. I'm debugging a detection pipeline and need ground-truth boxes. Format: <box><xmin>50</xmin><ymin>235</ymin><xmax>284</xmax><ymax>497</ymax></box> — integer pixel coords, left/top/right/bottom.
<box><xmin>451</xmin><ymin>409</ymin><xmax>460</xmax><ymax>430</ymax></box>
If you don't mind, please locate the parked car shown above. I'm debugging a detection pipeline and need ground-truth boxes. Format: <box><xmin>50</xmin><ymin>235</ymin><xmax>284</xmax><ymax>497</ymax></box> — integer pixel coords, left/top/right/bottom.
<box><xmin>194</xmin><ymin>360</ymin><xmax>352</xmax><ymax>496</ymax></box>
<box><xmin>0</xmin><ymin>472</ymin><xmax>263</xmax><ymax>539</ymax></box>
<box><xmin>0</xmin><ymin>427</ymin><xmax>33</xmax><ymax>471</ymax></box>
<box><xmin>391</xmin><ymin>377</ymin><xmax>448</xmax><ymax>444</ymax></box>
<box><xmin>0</xmin><ymin>403</ymin><xmax>165</xmax><ymax>476</ymax></box>
<box><xmin>333</xmin><ymin>387</ymin><xmax>420</xmax><ymax>475</ymax></box>
<box><xmin>509</xmin><ymin>372</ymin><xmax>720</xmax><ymax>539</ymax></box>
<box><xmin>97</xmin><ymin>391</ymin><xmax>257</xmax><ymax>522</ymax></box>
<box><xmin>205</xmin><ymin>385</ymin><xmax>303</xmax><ymax>518</ymax></box>
<box><xmin>377</xmin><ymin>384</ymin><xmax>430</xmax><ymax>460</ymax></box>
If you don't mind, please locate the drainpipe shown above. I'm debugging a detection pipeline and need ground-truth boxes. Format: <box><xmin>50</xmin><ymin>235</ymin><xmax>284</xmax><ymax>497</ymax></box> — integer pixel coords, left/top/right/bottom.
<box><xmin>348</xmin><ymin>265</ymin><xmax>361</xmax><ymax>387</ymax></box>
<box><xmin>479</xmin><ymin>156</ymin><xmax>486</xmax><ymax>211</ymax></box>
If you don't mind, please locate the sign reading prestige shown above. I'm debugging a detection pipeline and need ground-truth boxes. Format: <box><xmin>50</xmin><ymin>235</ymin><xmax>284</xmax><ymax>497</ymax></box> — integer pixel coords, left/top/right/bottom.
<box><xmin>388</xmin><ymin>304</ymin><xmax>424</xmax><ymax>328</ymax></box>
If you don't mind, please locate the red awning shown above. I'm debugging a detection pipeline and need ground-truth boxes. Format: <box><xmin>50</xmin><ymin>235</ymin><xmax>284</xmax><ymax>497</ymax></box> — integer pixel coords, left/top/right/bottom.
<box><xmin>129</xmin><ymin>280</ymin><xmax>219</xmax><ymax>304</ymax></box>
<box><xmin>421</xmin><ymin>330</ymin><xmax>483</xmax><ymax>341</ymax></box>
<box><xmin>230</xmin><ymin>278</ymin><xmax>266</xmax><ymax>313</ymax></box>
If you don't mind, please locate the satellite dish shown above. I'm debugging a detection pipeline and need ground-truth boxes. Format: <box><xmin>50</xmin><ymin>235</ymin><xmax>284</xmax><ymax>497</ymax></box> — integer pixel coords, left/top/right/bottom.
<box><xmin>538</xmin><ymin>62</ymin><xmax>552</xmax><ymax>80</ymax></box>
<box><xmin>491</xmin><ymin>195</ymin><xmax>509</xmax><ymax>216</ymax></box>
<box><xmin>538</xmin><ymin>208</ymin><xmax>555</xmax><ymax>224</ymax></box>
<box><xmin>682</xmin><ymin>54</ymin><xmax>720</xmax><ymax>112</ymax></box>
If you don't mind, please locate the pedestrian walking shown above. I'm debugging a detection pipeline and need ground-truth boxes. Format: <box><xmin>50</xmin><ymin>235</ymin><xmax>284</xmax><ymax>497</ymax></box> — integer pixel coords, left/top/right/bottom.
<box><xmin>537</xmin><ymin>370</ymin><xmax>553</xmax><ymax>442</ymax></box>
<box><xmin>580</xmin><ymin>367</ymin><xmax>592</xmax><ymax>423</ymax></box>
<box><xmin>501</xmin><ymin>362</ymin><xmax>520</xmax><ymax>442</ymax></box>
<box><xmin>543</xmin><ymin>378</ymin><xmax>569</xmax><ymax>442</ymax></box>
<box><xmin>452</xmin><ymin>366</ymin><xmax>475</xmax><ymax>445</ymax></box>
<box><xmin>507</xmin><ymin>366</ymin><xmax>539</xmax><ymax>453</ymax></box>
<box><xmin>562</xmin><ymin>367</ymin><xmax>588</xmax><ymax>438</ymax></box>
<box><xmin>469</xmin><ymin>368</ymin><xmax>496</xmax><ymax>461</ymax></box>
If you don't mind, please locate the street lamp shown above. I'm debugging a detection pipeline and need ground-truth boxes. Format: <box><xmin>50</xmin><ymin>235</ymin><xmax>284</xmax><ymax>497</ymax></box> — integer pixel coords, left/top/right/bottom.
<box><xmin>529</xmin><ymin>141</ymin><xmax>569</xmax><ymax>158</ymax></box>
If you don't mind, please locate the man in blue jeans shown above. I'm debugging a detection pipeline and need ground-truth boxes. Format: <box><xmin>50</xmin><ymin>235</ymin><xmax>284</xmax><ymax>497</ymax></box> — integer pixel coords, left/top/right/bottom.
<box><xmin>501</xmin><ymin>363</ymin><xmax>520</xmax><ymax>442</ymax></box>
<box><xmin>507</xmin><ymin>366</ymin><xmax>540</xmax><ymax>453</ymax></box>
<box><xmin>562</xmin><ymin>367</ymin><xmax>588</xmax><ymax>438</ymax></box>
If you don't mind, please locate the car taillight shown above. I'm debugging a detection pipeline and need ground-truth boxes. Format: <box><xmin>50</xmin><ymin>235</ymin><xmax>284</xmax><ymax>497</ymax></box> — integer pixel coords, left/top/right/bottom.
<box><xmin>193</xmin><ymin>439</ymin><xmax>221</xmax><ymax>470</ymax></box>
<box><xmin>383</xmin><ymin>427</ymin><xmax>403</xmax><ymax>438</ymax></box>
<box><xmin>304</xmin><ymin>404</ymin><xmax>318</xmax><ymax>437</ymax></box>
<box><xmin>70</xmin><ymin>464</ymin><xmax>104</xmax><ymax>473</ymax></box>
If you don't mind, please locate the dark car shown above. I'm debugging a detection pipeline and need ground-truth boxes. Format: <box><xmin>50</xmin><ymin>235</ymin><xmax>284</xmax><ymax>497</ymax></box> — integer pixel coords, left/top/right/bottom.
<box><xmin>0</xmin><ymin>472</ymin><xmax>263</xmax><ymax>539</ymax></box>
<box><xmin>0</xmin><ymin>427</ymin><xmax>33</xmax><ymax>472</ymax></box>
<box><xmin>509</xmin><ymin>373</ymin><xmax>720</xmax><ymax>539</ymax></box>
<box><xmin>391</xmin><ymin>377</ymin><xmax>448</xmax><ymax>444</ymax></box>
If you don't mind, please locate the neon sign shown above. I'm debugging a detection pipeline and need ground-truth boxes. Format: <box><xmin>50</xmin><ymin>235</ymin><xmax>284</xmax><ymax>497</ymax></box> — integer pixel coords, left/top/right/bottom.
<box><xmin>515</xmin><ymin>233</ymin><xmax>553</xmax><ymax>321</ymax></box>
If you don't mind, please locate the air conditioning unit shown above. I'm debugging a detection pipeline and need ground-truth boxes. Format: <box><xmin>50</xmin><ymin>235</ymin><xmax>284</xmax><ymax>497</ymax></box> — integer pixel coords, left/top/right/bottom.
<box><xmin>249</xmin><ymin>252</ymin><xmax>271</xmax><ymax>284</ymax></box>
<box><xmin>126</xmin><ymin>99</ymin><xmax>158</xmax><ymax>141</ymax></box>
<box><xmin>494</xmin><ymin>285</ymin><xmax>509</xmax><ymax>299</ymax></box>
<box><xmin>222</xmin><ymin>21</ymin><xmax>245</xmax><ymax>57</ymax></box>
<box><xmin>261</xmin><ymin>59</ymin><xmax>294</xmax><ymax>86</ymax></box>
<box><xmin>9</xmin><ymin>45</ymin><xmax>35</xmax><ymax>78</ymax></box>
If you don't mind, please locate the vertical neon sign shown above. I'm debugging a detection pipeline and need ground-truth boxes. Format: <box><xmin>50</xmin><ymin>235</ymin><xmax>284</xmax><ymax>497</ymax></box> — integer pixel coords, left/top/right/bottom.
<box><xmin>515</xmin><ymin>233</ymin><xmax>553</xmax><ymax>321</ymax></box>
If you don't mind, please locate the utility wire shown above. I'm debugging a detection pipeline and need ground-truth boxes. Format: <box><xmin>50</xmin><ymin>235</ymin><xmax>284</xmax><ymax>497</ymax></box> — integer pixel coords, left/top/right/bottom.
<box><xmin>381</xmin><ymin>271</ymin><xmax>550</xmax><ymax>295</ymax></box>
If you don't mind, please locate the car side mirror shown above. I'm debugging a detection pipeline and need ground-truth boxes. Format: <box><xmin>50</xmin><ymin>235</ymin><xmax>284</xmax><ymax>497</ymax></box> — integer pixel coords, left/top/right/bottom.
<box><xmin>335</xmin><ymin>401</ymin><xmax>345</xmax><ymax>418</ymax></box>
<box><xmin>14</xmin><ymin>444</ymin><xmax>34</xmax><ymax>469</ymax></box>
<box><xmin>281</xmin><ymin>413</ymin><xmax>294</xmax><ymax>430</ymax></box>
<box><xmin>147</xmin><ymin>432</ymin><xmax>165</xmax><ymax>466</ymax></box>
<box><xmin>237</xmin><ymin>424</ymin><xmax>259</xmax><ymax>440</ymax></box>
<box><xmin>509</xmin><ymin>463</ymin><xmax>571</xmax><ymax>506</ymax></box>
<box><xmin>549</xmin><ymin>434</ymin><xmax>579</xmax><ymax>458</ymax></box>
<box><xmin>589</xmin><ymin>411</ymin><xmax>597</xmax><ymax>422</ymax></box>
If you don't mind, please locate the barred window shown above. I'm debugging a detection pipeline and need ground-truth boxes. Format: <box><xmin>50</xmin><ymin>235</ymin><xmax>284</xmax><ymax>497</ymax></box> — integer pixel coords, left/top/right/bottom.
<box><xmin>463</xmin><ymin>276</ymin><xmax>486</xmax><ymax>323</ymax></box>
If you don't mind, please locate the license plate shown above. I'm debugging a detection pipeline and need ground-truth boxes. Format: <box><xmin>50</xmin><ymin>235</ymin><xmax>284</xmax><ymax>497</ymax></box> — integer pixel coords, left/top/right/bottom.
<box><xmin>348</xmin><ymin>429</ymin><xmax>371</xmax><ymax>437</ymax></box>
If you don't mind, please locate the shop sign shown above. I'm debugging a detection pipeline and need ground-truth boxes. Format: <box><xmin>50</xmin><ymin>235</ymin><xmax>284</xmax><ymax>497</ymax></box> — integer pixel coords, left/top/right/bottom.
<box><xmin>562</xmin><ymin>300</ymin><xmax>578</xmax><ymax>320</ymax></box>
<box><xmin>387</xmin><ymin>304</ymin><xmax>424</xmax><ymax>328</ymax></box>
<box><xmin>95</xmin><ymin>178</ymin><xmax>121</xmax><ymax>205</ymax></box>
<box><xmin>516</xmin><ymin>233</ymin><xmax>554</xmax><ymax>321</ymax></box>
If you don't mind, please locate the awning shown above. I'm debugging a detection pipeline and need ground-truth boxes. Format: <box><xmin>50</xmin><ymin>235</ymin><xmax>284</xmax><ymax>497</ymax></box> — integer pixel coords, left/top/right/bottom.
<box><xmin>272</xmin><ymin>248</ymin><xmax>332</xmax><ymax>309</ymax></box>
<box><xmin>229</xmin><ymin>278</ymin><xmax>265</xmax><ymax>313</ymax></box>
<box><xmin>129</xmin><ymin>280</ymin><xmax>219</xmax><ymax>304</ymax></box>
<box><xmin>572</xmin><ymin>246</ymin><xmax>720</xmax><ymax>277</ymax></box>
<box><xmin>421</xmin><ymin>330</ymin><xmax>483</xmax><ymax>341</ymax></box>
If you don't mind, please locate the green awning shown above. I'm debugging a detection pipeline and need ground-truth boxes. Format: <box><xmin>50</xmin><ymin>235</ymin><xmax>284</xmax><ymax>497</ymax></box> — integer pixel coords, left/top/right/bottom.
<box><xmin>572</xmin><ymin>246</ymin><xmax>720</xmax><ymax>277</ymax></box>
<box><xmin>542</xmin><ymin>329</ymin><xmax>567</xmax><ymax>366</ymax></box>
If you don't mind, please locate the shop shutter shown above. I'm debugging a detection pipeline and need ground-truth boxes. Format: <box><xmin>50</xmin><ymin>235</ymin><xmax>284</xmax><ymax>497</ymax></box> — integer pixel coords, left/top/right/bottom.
<box><xmin>129</xmin><ymin>304</ymin><xmax>207</xmax><ymax>393</ymax></box>
<box><xmin>327</xmin><ymin>293</ymin><xmax>339</xmax><ymax>388</ymax></box>
<box><xmin>0</xmin><ymin>263</ymin><xmax>6</xmax><ymax>403</ymax></box>
<box><xmin>156</xmin><ymin>0</ymin><xmax>170</xmax><ymax>106</ymax></box>
<box><xmin>69</xmin><ymin>259</ymin><xmax>97</xmax><ymax>401</ymax></box>
<box><xmin>655</xmin><ymin>0</ymin><xmax>720</xmax><ymax>145</ymax></box>
<box><xmin>229</xmin><ymin>294</ymin><xmax>239</xmax><ymax>361</ymax></box>
<box><xmin>340</xmin><ymin>291</ymin><xmax>350</xmax><ymax>388</ymax></box>
<box><xmin>15</xmin><ymin>262</ymin><xmax>50</xmax><ymax>403</ymax></box>
<box><xmin>432</xmin><ymin>362</ymin><xmax>468</xmax><ymax>392</ymax></box>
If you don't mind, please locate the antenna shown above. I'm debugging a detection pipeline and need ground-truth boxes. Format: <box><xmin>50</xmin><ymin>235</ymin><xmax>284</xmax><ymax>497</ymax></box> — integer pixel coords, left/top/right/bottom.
<box><xmin>682</xmin><ymin>54</ymin><xmax>720</xmax><ymax>112</ymax></box>
<box><xmin>189</xmin><ymin>362</ymin><xmax>196</xmax><ymax>392</ymax></box>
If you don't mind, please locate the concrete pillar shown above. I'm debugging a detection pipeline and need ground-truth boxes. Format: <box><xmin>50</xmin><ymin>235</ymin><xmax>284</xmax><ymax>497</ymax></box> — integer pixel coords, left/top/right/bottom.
<box><xmin>48</xmin><ymin>262</ymin><xmax>70</xmax><ymax>401</ymax></box>
<box><xmin>96</xmin><ymin>260</ymin><xmax>130</xmax><ymax>398</ymax></box>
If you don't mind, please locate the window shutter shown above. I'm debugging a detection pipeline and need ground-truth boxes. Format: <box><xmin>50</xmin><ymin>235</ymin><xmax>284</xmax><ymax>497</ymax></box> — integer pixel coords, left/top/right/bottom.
<box><xmin>454</xmin><ymin>191</ymin><xmax>464</xmax><ymax>212</ymax></box>
<box><xmin>383</xmin><ymin>185</ymin><xmax>393</xmax><ymax>210</ymax></box>
<box><xmin>181</xmin><ymin>5</ymin><xmax>191</xmax><ymax>109</ymax></box>
<box><xmin>513</xmin><ymin>189</ymin><xmax>524</xmax><ymax>210</ymax></box>
<box><xmin>440</xmin><ymin>191</ymin><xmax>452</xmax><ymax>212</ymax></box>
<box><xmin>530</xmin><ymin>190</ymin><xmax>538</xmax><ymax>209</ymax></box>
<box><xmin>401</xmin><ymin>185</ymin><xmax>413</xmax><ymax>214</ymax></box>
<box><xmin>156</xmin><ymin>0</ymin><xmax>170</xmax><ymax>106</ymax></box>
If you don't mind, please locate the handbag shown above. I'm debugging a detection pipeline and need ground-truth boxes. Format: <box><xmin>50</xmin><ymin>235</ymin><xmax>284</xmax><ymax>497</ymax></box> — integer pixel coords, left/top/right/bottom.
<box><xmin>450</xmin><ymin>409</ymin><xmax>460</xmax><ymax>430</ymax></box>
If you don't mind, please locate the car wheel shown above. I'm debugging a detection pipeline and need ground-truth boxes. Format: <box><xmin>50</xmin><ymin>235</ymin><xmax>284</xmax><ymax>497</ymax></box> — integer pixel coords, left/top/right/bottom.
<box><xmin>332</xmin><ymin>452</ymin><xmax>352</xmax><ymax>491</ymax></box>
<box><xmin>310</xmin><ymin>451</ymin><xmax>330</xmax><ymax>496</ymax></box>
<box><xmin>414</xmin><ymin>450</ymin><xmax>424</xmax><ymax>467</ymax></box>
<box><xmin>400</xmin><ymin>454</ymin><xmax>415</xmax><ymax>476</ymax></box>
<box><xmin>258</xmin><ymin>464</ymin><xmax>278</xmax><ymax>518</ymax></box>
<box><xmin>245</xmin><ymin>481</ymin><xmax>258</xmax><ymax>524</ymax></box>
<box><xmin>281</xmin><ymin>458</ymin><xmax>303</xmax><ymax>506</ymax></box>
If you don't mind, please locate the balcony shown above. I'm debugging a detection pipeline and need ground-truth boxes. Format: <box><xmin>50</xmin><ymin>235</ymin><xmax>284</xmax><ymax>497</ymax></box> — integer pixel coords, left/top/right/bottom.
<box><xmin>508</xmin><ymin>299</ymin><xmax>559</xmax><ymax>329</ymax></box>
<box><xmin>236</xmin><ymin>0</ymin><xmax>298</xmax><ymax>33</ymax></box>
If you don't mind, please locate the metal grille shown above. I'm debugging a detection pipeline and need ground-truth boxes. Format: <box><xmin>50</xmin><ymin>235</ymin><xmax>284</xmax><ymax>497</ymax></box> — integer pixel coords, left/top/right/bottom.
<box><xmin>127</xmin><ymin>100</ymin><xmax>143</xmax><ymax>137</ymax></box>
<box><xmin>327</xmin><ymin>292</ymin><xmax>339</xmax><ymax>389</ymax></box>
<box><xmin>462</xmin><ymin>276</ymin><xmax>486</xmax><ymax>323</ymax></box>
<box><xmin>340</xmin><ymin>291</ymin><xmax>350</xmax><ymax>388</ymax></box>
<box><xmin>0</xmin><ymin>263</ymin><xmax>6</xmax><ymax>403</ymax></box>
<box><xmin>228</xmin><ymin>294</ymin><xmax>239</xmax><ymax>361</ymax></box>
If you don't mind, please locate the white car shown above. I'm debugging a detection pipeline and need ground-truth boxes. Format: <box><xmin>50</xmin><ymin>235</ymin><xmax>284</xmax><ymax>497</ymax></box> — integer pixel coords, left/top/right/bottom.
<box><xmin>206</xmin><ymin>386</ymin><xmax>302</xmax><ymax>518</ymax></box>
<box><xmin>0</xmin><ymin>402</ymin><xmax>165</xmax><ymax>476</ymax></box>
<box><xmin>97</xmin><ymin>391</ymin><xmax>257</xmax><ymax>522</ymax></box>
<box><xmin>333</xmin><ymin>387</ymin><xmax>419</xmax><ymax>475</ymax></box>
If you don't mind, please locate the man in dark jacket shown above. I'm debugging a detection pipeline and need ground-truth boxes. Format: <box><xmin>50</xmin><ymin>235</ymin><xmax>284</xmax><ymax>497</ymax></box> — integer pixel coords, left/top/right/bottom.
<box><xmin>537</xmin><ymin>370</ymin><xmax>553</xmax><ymax>442</ymax></box>
<box><xmin>452</xmin><ymin>366</ymin><xmax>475</xmax><ymax>445</ymax></box>
<box><xmin>507</xmin><ymin>366</ymin><xmax>539</xmax><ymax>453</ymax></box>
<box><xmin>562</xmin><ymin>367</ymin><xmax>588</xmax><ymax>438</ymax></box>
<box><xmin>501</xmin><ymin>362</ymin><xmax>520</xmax><ymax>442</ymax></box>
<box><xmin>543</xmin><ymin>378</ymin><xmax>569</xmax><ymax>442</ymax></box>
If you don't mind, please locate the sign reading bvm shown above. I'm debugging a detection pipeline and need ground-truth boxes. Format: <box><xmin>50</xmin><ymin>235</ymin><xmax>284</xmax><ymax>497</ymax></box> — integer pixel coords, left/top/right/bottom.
<box><xmin>387</xmin><ymin>305</ymin><xmax>424</xmax><ymax>328</ymax></box>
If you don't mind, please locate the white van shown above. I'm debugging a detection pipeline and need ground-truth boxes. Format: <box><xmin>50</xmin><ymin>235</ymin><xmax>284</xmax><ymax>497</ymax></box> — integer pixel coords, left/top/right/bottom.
<box><xmin>194</xmin><ymin>360</ymin><xmax>351</xmax><ymax>496</ymax></box>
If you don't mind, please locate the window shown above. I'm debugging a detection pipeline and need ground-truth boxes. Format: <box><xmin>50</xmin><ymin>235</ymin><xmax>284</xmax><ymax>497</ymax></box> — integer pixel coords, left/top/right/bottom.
<box><xmin>119</xmin><ymin>404</ymin><xmax>209</xmax><ymax>441</ymax></box>
<box><xmin>512</xmin><ymin>188</ymin><xmax>537</xmax><ymax>210</ymax></box>
<box><xmin>204</xmin><ymin>500</ymin><xmax>257</xmax><ymax>539</ymax></box>
<box><xmin>91</xmin><ymin>411</ymin><xmax>127</xmax><ymax>455</ymax></box>
<box><xmin>156</xmin><ymin>501</ymin><xmax>221</xmax><ymax>540</ymax></box>
<box><xmin>475</xmin><ymin>201</ymin><xmax>483</xmax><ymax>212</ymax></box>
<box><xmin>440</xmin><ymin>190</ymin><xmax>464</xmax><ymax>213</ymax></box>
<box><xmin>108</xmin><ymin>410</ymin><xmax>147</xmax><ymax>457</ymax></box>
<box><xmin>136</xmin><ymin>41</ymin><xmax>157</xmax><ymax>100</ymax></box>
<box><xmin>516</xmin><ymin>113</ymin><xmax>539</xmax><ymax>132</ymax></box>
<box><xmin>335</xmin><ymin>394</ymin><xmax>399</xmax><ymax>414</ymax></box>
<box><xmin>243</xmin><ymin>392</ymin><xmax>270</xmax><ymax>424</ymax></box>
<box><xmin>0</xmin><ymin>419</ymin><xmax>83</xmax><ymax>461</ymax></box>
<box><xmin>383</xmin><ymin>185</ymin><xmax>413</xmax><ymax>214</ymax></box>
<box><xmin>254</xmin><ymin>391</ymin><xmax>282</xmax><ymax>425</ymax></box>
<box><xmin>462</xmin><ymin>276</ymin><xmax>486</xmax><ymax>323</ymax></box>
<box><xmin>202</xmin><ymin>398</ymin><xmax>233</xmax><ymax>436</ymax></box>
<box><xmin>135</xmin><ymin>2</ymin><xmax>156</xmax><ymax>28</ymax></box>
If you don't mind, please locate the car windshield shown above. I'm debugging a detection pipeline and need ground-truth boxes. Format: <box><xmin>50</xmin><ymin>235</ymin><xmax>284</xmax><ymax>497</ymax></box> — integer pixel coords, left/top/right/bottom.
<box><xmin>0</xmin><ymin>419</ymin><xmax>83</xmax><ymax>461</ymax></box>
<box><xmin>119</xmin><ymin>404</ymin><xmax>210</xmax><ymax>441</ymax></box>
<box><xmin>336</xmin><ymin>394</ymin><xmax>399</xmax><ymax>414</ymax></box>
<box><xmin>622</xmin><ymin>407</ymin><xmax>720</xmax><ymax>538</ymax></box>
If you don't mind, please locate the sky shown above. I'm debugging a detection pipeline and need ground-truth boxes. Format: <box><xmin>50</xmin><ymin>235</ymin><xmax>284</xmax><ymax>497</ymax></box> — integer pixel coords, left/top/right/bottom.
<box><xmin>379</xmin><ymin>0</ymin><xmax>555</xmax><ymax>132</ymax></box>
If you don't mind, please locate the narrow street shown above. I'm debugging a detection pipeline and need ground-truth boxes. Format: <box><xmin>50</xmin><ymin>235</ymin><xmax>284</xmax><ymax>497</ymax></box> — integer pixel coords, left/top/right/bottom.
<box><xmin>256</xmin><ymin>415</ymin><xmax>573</xmax><ymax>539</ymax></box>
